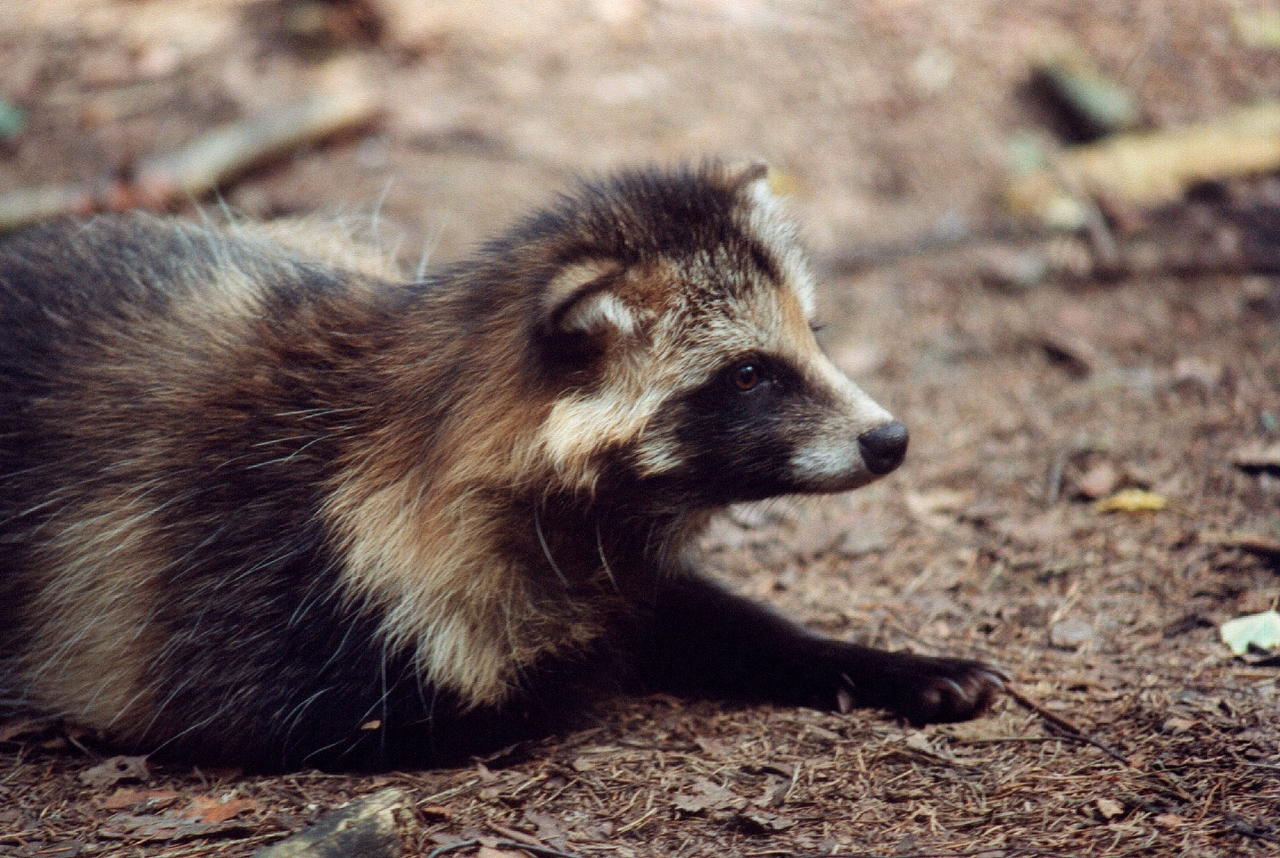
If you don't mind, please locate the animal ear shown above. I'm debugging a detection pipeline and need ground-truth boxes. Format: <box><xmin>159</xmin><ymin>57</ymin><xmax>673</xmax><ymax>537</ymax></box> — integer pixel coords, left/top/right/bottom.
<box><xmin>543</xmin><ymin>259</ymin><xmax>637</xmax><ymax>339</ymax></box>
<box><xmin>724</xmin><ymin>159</ymin><xmax>772</xmax><ymax>197</ymax></box>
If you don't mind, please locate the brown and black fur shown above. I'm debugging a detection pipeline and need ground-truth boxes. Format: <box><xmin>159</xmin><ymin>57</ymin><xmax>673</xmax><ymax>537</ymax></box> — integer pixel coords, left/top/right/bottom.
<box><xmin>0</xmin><ymin>163</ymin><xmax>1002</xmax><ymax>770</ymax></box>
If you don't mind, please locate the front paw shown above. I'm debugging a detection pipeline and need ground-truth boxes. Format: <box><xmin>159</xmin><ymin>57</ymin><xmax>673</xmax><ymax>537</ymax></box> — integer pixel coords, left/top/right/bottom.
<box><xmin>833</xmin><ymin>648</ymin><xmax>1006</xmax><ymax>724</ymax></box>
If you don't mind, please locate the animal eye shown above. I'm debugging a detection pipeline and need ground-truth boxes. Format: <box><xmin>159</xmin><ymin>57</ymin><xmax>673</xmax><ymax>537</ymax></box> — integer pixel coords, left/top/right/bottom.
<box><xmin>732</xmin><ymin>363</ymin><xmax>760</xmax><ymax>392</ymax></box>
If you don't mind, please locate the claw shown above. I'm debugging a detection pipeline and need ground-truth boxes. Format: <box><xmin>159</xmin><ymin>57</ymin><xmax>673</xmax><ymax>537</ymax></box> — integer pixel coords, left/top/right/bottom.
<box><xmin>981</xmin><ymin>668</ymin><xmax>1010</xmax><ymax>687</ymax></box>
<box><xmin>829</xmin><ymin>650</ymin><xmax>1007</xmax><ymax>724</ymax></box>
<box><xmin>914</xmin><ymin>661</ymin><xmax>1007</xmax><ymax>722</ymax></box>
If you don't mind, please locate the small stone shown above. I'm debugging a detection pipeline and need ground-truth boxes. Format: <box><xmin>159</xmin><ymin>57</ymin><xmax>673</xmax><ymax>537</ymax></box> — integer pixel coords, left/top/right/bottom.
<box><xmin>1040</xmin><ymin>332</ymin><xmax>1097</xmax><ymax>377</ymax></box>
<box><xmin>1050</xmin><ymin>617</ymin><xmax>1098</xmax><ymax>650</ymax></box>
<box><xmin>997</xmin><ymin>513</ymin><xmax>1072</xmax><ymax>546</ymax></box>
<box><xmin>1171</xmin><ymin>357</ymin><xmax>1223</xmax><ymax>388</ymax></box>
<box><xmin>1161</xmin><ymin>717</ymin><xmax>1196</xmax><ymax>735</ymax></box>
<box><xmin>975</xmin><ymin>245</ymin><xmax>1049</xmax><ymax>290</ymax></box>
<box><xmin>836</xmin><ymin>525</ymin><xmax>891</xmax><ymax>556</ymax></box>
<box><xmin>1075</xmin><ymin>461</ymin><xmax>1118</xmax><ymax>500</ymax></box>
<box><xmin>909</xmin><ymin>47</ymin><xmax>956</xmax><ymax>96</ymax></box>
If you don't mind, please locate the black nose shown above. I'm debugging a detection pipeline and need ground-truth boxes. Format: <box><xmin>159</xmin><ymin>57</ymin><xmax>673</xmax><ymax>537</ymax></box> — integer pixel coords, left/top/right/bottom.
<box><xmin>858</xmin><ymin>421</ymin><xmax>909</xmax><ymax>475</ymax></box>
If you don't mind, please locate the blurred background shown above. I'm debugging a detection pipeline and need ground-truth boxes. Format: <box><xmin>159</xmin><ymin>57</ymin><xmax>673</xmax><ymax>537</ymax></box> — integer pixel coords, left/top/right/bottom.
<box><xmin>2</xmin><ymin>3</ymin><xmax>1279</xmax><ymax>856</ymax></box>
<box><xmin>3</xmin><ymin>0</ymin><xmax>1279</xmax><ymax>260</ymax></box>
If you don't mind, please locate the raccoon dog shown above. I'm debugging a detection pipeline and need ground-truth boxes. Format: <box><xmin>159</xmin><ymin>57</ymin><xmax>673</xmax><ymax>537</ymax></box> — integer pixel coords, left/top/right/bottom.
<box><xmin>0</xmin><ymin>163</ymin><xmax>1002</xmax><ymax>770</ymax></box>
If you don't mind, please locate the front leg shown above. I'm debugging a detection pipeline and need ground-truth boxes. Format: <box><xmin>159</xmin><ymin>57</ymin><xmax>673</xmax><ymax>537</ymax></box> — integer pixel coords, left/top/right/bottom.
<box><xmin>639</xmin><ymin>572</ymin><xmax>1004</xmax><ymax>724</ymax></box>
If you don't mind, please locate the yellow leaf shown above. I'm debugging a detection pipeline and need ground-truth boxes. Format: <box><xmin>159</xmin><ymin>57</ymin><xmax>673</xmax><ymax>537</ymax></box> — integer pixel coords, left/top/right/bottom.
<box><xmin>1095</xmin><ymin>488</ymin><xmax>1166</xmax><ymax>513</ymax></box>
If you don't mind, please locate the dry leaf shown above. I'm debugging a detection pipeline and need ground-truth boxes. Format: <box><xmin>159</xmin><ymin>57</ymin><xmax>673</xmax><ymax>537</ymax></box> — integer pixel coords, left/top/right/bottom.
<box><xmin>99</xmin><ymin>812</ymin><xmax>250</xmax><ymax>842</ymax></box>
<box><xmin>99</xmin><ymin>788</ymin><xmax>179</xmax><ymax>811</ymax></box>
<box><xmin>693</xmin><ymin>735</ymin><xmax>729</xmax><ymax>757</ymax></box>
<box><xmin>80</xmin><ymin>756</ymin><xmax>150</xmax><ymax>789</ymax></box>
<box><xmin>730</xmin><ymin>810</ymin><xmax>795</xmax><ymax>833</ymax></box>
<box><xmin>522</xmin><ymin>809</ymin><xmax>565</xmax><ymax>844</ymax></box>
<box><xmin>178</xmin><ymin>795</ymin><xmax>259</xmax><ymax>824</ymax></box>
<box><xmin>100</xmin><ymin>788</ymin><xmax>149</xmax><ymax>811</ymax></box>
<box><xmin>0</xmin><ymin>718</ymin><xmax>49</xmax><ymax>744</ymax></box>
<box><xmin>672</xmin><ymin>779</ymin><xmax>748</xmax><ymax>815</ymax></box>
<box><xmin>1095</xmin><ymin>798</ymin><xmax>1125</xmax><ymax>820</ymax></box>
<box><xmin>901</xmin><ymin>733</ymin><xmax>972</xmax><ymax>766</ymax></box>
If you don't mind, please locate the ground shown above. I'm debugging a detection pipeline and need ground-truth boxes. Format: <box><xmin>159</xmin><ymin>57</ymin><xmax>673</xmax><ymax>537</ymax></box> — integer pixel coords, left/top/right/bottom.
<box><xmin>1</xmin><ymin>1</ymin><xmax>1279</xmax><ymax>856</ymax></box>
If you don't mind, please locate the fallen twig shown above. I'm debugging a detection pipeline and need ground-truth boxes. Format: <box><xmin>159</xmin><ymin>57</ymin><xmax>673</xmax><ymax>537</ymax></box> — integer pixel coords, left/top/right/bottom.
<box><xmin>425</xmin><ymin>840</ymin><xmax>481</xmax><ymax>858</ymax></box>
<box><xmin>0</xmin><ymin>182</ymin><xmax>103</xmax><ymax>232</ymax></box>
<box><xmin>1008</xmin><ymin>100</ymin><xmax>1280</xmax><ymax>220</ymax></box>
<box><xmin>0</xmin><ymin>65</ymin><xmax>379</xmax><ymax>233</ymax></box>
<box><xmin>1004</xmin><ymin>682</ymin><xmax>1130</xmax><ymax>766</ymax></box>
<box><xmin>1007</xmin><ymin>685</ymin><xmax>1202</xmax><ymax>806</ymax></box>
<box><xmin>1226</xmin><ymin>815</ymin><xmax>1280</xmax><ymax>845</ymax></box>
<box><xmin>1199</xmin><ymin>530</ymin><xmax>1280</xmax><ymax>558</ymax></box>
<box><xmin>132</xmin><ymin>85</ymin><xmax>379</xmax><ymax>207</ymax></box>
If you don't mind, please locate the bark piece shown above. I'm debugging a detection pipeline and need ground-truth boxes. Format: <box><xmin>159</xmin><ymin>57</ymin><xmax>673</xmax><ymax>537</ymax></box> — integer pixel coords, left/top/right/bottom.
<box><xmin>254</xmin><ymin>788</ymin><xmax>415</xmax><ymax>858</ymax></box>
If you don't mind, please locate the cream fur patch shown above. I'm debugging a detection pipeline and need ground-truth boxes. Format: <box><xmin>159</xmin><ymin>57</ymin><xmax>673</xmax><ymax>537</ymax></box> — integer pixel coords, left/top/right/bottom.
<box><xmin>787</xmin><ymin>348</ymin><xmax>895</xmax><ymax>488</ymax></box>
<box><xmin>561</xmin><ymin>290</ymin><xmax>638</xmax><ymax>337</ymax></box>
<box><xmin>544</xmin><ymin>259</ymin><xmax>627</xmax><ymax>333</ymax></box>
<box><xmin>20</xmin><ymin>496</ymin><xmax>162</xmax><ymax>739</ymax></box>
<box><xmin>238</xmin><ymin>217</ymin><xmax>407</xmax><ymax>283</ymax></box>
<box><xmin>537</xmin><ymin>383</ymin><xmax>671</xmax><ymax>486</ymax></box>
<box><xmin>327</xmin><ymin>457</ymin><xmax>608</xmax><ymax>709</ymax></box>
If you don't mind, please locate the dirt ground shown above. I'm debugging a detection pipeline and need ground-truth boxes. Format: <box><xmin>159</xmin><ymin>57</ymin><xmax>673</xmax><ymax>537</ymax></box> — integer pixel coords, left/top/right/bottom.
<box><xmin>2</xmin><ymin>1</ymin><xmax>1279</xmax><ymax>856</ymax></box>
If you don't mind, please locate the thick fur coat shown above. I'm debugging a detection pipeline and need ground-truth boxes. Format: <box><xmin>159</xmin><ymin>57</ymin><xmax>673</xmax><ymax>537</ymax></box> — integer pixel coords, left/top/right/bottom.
<box><xmin>0</xmin><ymin>163</ymin><xmax>1001</xmax><ymax>769</ymax></box>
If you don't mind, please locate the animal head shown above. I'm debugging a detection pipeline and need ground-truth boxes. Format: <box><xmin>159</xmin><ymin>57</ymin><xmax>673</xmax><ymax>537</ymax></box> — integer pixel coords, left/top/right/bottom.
<box><xmin>519</xmin><ymin>162</ymin><xmax>907</xmax><ymax>508</ymax></box>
